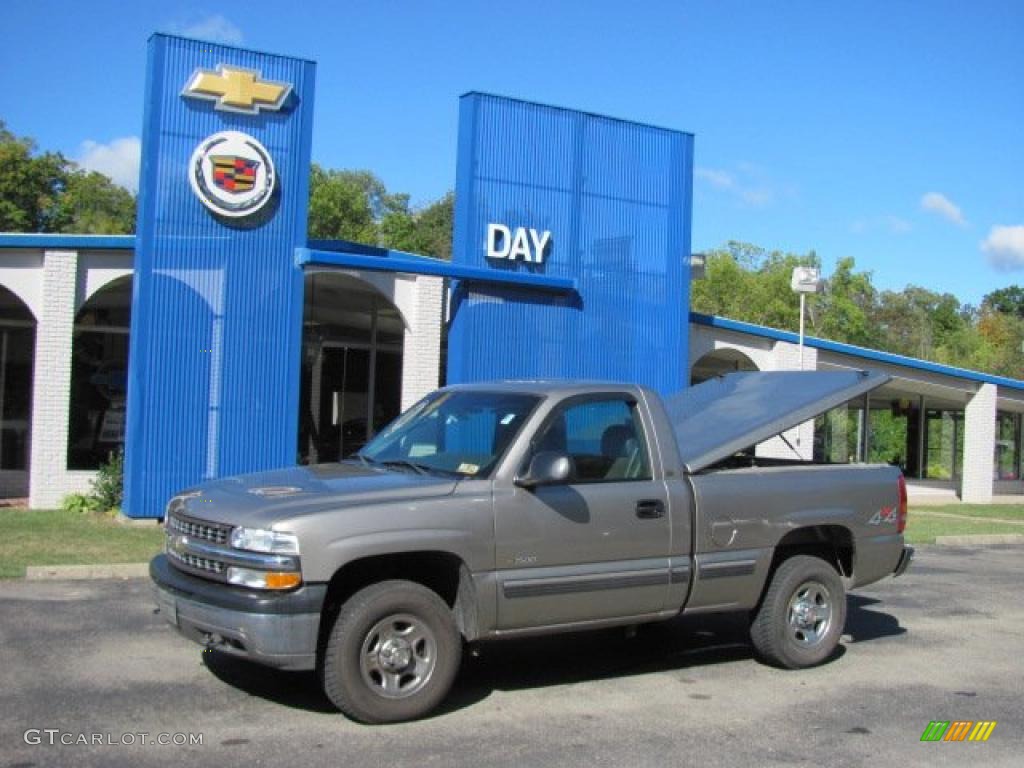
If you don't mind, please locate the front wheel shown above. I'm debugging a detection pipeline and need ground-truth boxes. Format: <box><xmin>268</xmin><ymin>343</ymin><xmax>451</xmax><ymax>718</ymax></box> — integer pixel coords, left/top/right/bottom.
<box><xmin>320</xmin><ymin>580</ymin><xmax>462</xmax><ymax>724</ymax></box>
<box><xmin>750</xmin><ymin>555</ymin><xmax>846</xmax><ymax>669</ymax></box>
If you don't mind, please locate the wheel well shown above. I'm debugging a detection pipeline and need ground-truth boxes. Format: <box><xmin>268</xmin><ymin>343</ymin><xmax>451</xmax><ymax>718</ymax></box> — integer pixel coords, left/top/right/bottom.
<box><xmin>770</xmin><ymin>525</ymin><xmax>854</xmax><ymax>579</ymax></box>
<box><xmin>317</xmin><ymin>551</ymin><xmax>477</xmax><ymax>660</ymax></box>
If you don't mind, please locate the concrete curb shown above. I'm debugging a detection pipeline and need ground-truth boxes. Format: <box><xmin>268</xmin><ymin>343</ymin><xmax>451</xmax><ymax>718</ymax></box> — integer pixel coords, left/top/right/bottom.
<box><xmin>25</xmin><ymin>563</ymin><xmax>150</xmax><ymax>581</ymax></box>
<box><xmin>934</xmin><ymin>534</ymin><xmax>1024</xmax><ymax>547</ymax></box>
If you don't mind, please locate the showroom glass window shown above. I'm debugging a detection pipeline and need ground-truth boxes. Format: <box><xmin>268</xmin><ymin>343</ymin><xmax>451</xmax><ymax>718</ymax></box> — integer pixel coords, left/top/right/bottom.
<box><xmin>0</xmin><ymin>286</ymin><xmax>35</xmax><ymax>470</ymax></box>
<box><xmin>67</xmin><ymin>277</ymin><xmax>131</xmax><ymax>469</ymax></box>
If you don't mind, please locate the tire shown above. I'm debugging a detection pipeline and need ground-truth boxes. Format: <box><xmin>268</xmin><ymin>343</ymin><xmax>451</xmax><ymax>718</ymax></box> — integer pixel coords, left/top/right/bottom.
<box><xmin>750</xmin><ymin>554</ymin><xmax>846</xmax><ymax>669</ymax></box>
<box><xmin>320</xmin><ymin>580</ymin><xmax>462</xmax><ymax>724</ymax></box>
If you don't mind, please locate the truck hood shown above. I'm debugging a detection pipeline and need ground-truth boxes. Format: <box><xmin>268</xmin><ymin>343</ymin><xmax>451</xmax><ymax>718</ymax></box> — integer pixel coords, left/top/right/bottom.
<box><xmin>665</xmin><ymin>370</ymin><xmax>889</xmax><ymax>473</ymax></box>
<box><xmin>173</xmin><ymin>462</ymin><xmax>459</xmax><ymax>528</ymax></box>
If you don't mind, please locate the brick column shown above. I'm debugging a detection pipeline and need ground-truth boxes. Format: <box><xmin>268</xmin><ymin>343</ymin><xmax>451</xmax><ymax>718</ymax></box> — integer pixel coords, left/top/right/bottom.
<box><xmin>29</xmin><ymin>250</ymin><xmax>82</xmax><ymax>508</ymax></box>
<box><xmin>400</xmin><ymin>276</ymin><xmax>444</xmax><ymax>411</ymax></box>
<box><xmin>961</xmin><ymin>383</ymin><xmax>996</xmax><ymax>503</ymax></box>
<box><xmin>757</xmin><ymin>341</ymin><xmax>819</xmax><ymax>460</ymax></box>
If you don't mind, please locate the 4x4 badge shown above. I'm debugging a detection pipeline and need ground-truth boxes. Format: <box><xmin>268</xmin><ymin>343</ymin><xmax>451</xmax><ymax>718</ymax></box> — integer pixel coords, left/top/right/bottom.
<box><xmin>868</xmin><ymin>506</ymin><xmax>898</xmax><ymax>526</ymax></box>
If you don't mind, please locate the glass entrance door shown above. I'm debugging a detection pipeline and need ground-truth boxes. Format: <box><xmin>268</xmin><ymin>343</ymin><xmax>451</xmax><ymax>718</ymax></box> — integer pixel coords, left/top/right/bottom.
<box><xmin>318</xmin><ymin>346</ymin><xmax>372</xmax><ymax>461</ymax></box>
<box><xmin>298</xmin><ymin>272</ymin><xmax>407</xmax><ymax>465</ymax></box>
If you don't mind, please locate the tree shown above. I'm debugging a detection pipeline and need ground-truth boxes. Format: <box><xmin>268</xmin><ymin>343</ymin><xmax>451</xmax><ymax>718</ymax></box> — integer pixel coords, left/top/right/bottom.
<box><xmin>307</xmin><ymin>166</ymin><xmax>409</xmax><ymax>243</ymax></box>
<box><xmin>0</xmin><ymin>120</ymin><xmax>67</xmax><ymax>231</ymax></box>
<box><xmin>308</xmin><ymin>165</ymin><xmax>454</xmax><ymax>260</ymax></box>
<box><xmin>54</xmin><ymin>170</ymin><xmax>136</xmax><ymax>234</ymax></box>
<box><xmin>813</xmin><ymin>257</ymin><xmax>879</xmax><ymax>347</ymax></box>
<box><xmin>982</xmin><ymin>286</ymin><xmax>1024</xmax><ymax>319</ymax></box>
<box><xmin>380</xmin><ymin>192</ymin><xmax>453</xmax><ymax>260</ymax></box>
<box><xmin>692</xmin><ymin>241</ymin><xmax>1023</xmax><ymax>378</ymax></box>
<box><xmin>0</xmin><ymin>119</ymin><xmax>136</xmax><ymax>234</ymax></box>
<box><xmin>691</xmin><ymin>241</ymin><xmax>819</xmax><ymax>331</ymax></box>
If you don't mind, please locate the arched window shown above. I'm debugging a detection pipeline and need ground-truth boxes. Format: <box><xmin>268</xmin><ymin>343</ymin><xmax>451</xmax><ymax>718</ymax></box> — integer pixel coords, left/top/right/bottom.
<box><xmin>690</xmin><ymin>348</ymin><xmax>759</xmax><ymax>385</ymax></box>
<box><xmin>0</xmin><ymin>286</ymin><xmax>36</xmax><ymax>471</ymax></box>
<box><xmin>67</xmin><ymin>276</ymin><xmax>132</xmax><ymax>469</ymax></box>
<box><xmin>299</xmin><ymin>272</ymin><xmax>405</xmax><ymax>463</ymax></box>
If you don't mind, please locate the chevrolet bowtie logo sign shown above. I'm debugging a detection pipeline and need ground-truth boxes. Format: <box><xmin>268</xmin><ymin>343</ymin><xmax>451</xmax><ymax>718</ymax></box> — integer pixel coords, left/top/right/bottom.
<box><xmin>182</xmin><ymin>64</ymin><xmax>292</xmax><ymax>115</ymax></box>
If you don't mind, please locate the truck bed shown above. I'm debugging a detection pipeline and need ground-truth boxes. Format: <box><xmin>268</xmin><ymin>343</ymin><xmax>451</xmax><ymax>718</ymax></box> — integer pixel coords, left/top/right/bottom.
<box><xmin>683</xmin><ymin>462</ymin><xmax>904</xmax><ymax>614</ymax></box>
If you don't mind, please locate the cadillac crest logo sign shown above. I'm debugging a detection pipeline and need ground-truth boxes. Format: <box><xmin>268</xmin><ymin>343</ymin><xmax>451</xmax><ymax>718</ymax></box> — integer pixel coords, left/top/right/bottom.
<box><xmin>189</xmin><ymin>131</ymin><xmax>276</xmax><ymax>219</ymax></box>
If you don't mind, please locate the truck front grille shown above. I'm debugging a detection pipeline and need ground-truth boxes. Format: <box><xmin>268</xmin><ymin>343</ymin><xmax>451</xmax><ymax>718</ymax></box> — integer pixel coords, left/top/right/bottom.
<box><xmin>166</xmin><ymin>546</ymin><xmax>227</xmax><ymax>578</ymax></box>
<box><xmin>165</xmin><ymin>510</ymin><xmax>232</xmax><ymax>582</ymax></box>
<box><xmin>167</xmin><ymin>513</ymin><xmax>231</xmax><ymax>545</ymax></box>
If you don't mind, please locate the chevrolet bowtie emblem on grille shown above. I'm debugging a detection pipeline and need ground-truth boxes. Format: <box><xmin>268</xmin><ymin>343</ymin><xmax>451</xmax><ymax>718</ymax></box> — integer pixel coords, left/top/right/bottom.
<box><xmin>182</xmin><ymin>64</ymin><xmax>292</xmax><ymax>115</ymax></box>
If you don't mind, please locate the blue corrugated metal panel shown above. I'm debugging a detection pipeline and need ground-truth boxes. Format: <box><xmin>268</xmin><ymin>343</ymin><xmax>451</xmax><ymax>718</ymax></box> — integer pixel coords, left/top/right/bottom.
<box><xmin>297</xmin><ymin>247</ymin><xmax>576</xmax><ymax>292</ymax></box>
<box><xmin>123</xmin><ymin>35</ymin><xmax>315</xmax><ymax>517</ymax></box>
<box><xmin>448</xmin><ymin>93</ymin><xmax>693</xmax><ymax>395</ymax></box>
<box><xmin>0</xmin><ymin>234</ymin><xmax>135</xmax><ymax>250</ymax></box>
<box><xmin>690</xmin><ymin>312</ymin><xmax>1024</xmax><ymax>392</ymax></box>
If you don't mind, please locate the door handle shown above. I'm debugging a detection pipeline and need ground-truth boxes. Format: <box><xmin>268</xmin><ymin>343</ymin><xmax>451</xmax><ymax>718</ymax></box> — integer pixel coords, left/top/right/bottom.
<box><xmin>635</xmin><ymin>500</ymin><xmax>665</xmax><ymax>519</ymax></box>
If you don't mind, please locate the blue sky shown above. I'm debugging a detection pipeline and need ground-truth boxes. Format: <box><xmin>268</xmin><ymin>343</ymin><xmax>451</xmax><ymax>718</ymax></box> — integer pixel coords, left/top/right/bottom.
<box><xmin>2</xmin><ymin>0</ymin><xmax>1022</xmax><ymax>305</ymax></box>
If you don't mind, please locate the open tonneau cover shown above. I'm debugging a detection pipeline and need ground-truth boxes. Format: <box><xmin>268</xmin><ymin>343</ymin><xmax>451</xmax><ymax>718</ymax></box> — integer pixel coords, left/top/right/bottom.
<box><xmin>664</xmin><ymin>370</ymin><xmax>890</xmax><ymax>473</ymax></box>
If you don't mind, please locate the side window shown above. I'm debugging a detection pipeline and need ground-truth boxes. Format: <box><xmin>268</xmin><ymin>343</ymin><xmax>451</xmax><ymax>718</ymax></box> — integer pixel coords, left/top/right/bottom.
<box><xmin>534</xmin><ymin>398</ymin><xmax>652</xmax><ymax>483</ymax></box>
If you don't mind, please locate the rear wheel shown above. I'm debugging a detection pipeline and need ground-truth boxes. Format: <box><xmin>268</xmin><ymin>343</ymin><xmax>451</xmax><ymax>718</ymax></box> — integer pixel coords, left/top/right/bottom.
<box><xmin>750</xmin><ymin>555</ymin><xmax>846</xmax><ymax>669</ymax></box>
<box><xmin>320</xmin><ymin>580</ymin><xmax>461</xmax><ymax>723</ymax></box>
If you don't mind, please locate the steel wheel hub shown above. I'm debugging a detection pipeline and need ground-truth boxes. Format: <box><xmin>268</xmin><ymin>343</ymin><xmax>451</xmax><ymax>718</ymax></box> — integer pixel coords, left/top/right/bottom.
<box><xmin>360</xmin><ymin>613</ymin><xmax>437</xmax><ymax>699</ymax></box>
<box><xmin>787</xmin><ymin>580</ymin><xmax>832</xmax><ymax>647</ymax></box>
<box><xmin>378</xmin><ymin>637</ymin><xmax>413</xmax><ymax>671</ymax></box>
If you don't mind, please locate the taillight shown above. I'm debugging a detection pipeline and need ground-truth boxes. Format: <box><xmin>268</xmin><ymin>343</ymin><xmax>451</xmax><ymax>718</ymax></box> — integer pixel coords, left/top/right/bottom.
<box><xmin>897</xmin><ymin>474</ymin><xmax>908</xmax><ymax>534</ymax></box>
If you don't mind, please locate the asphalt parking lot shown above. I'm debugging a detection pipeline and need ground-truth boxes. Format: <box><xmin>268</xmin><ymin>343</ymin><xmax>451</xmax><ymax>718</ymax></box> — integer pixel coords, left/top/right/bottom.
<box><xmin>1</xmin><ymin>545</ymin><xmax>1021</xmax><ymax>768</ymax></box>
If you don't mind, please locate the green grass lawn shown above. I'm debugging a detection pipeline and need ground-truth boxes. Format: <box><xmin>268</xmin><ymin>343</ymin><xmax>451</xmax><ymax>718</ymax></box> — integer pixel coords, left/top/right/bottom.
<box><xmin>0</xmin><ymin>508</ymin><xmax>165</xmax><ymax>579</ymax></box>
<box><xmin>906</xmin><ymin>504</ymin><xmax>1024</xmax><ymax>545</ymax></box>
<box><xmin>910</xmin><ymin>504</ymin><xmax>1024</xmax><ymax>521</ymax></box>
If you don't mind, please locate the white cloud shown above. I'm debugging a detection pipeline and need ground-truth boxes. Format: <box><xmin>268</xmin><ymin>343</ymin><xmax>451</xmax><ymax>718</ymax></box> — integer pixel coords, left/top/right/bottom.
<box><xmin>981</xmin><ymin>225</ymin><xmax>1024</xmax><ymax>271</ymax></box>
<box><xmin>886</xmin><ymin>216</ymin><xmax>912</xmax><ymax>234</ymax></box>
<box><xmin>920</xmin><ymin>192</ymin><xmax>967</xmax><ymax>227</ymax></box>
<box><xmin>695</xmin><ymin>167</ymin><xmax>734</xmax><ymax>189</ymax></box>
<box><xmin>75</xmin><ymin>137</ymin><xmax>141</xmax><ymax>193</ymax></box>
<box><xmin>170</xmin><ymin>14</ymin><xmax>243</xmax><ymax>45</ymax></box>
<box><xmin>695</xmin><ymin>165</ymin><xmax>775</xmax><ymax>208</ymax></box>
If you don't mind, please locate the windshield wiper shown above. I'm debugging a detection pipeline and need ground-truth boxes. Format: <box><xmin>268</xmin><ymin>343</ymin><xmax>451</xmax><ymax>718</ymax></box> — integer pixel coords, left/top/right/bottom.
<box><xmin>381</xmin><ymin>459</ymin><xmax>430</xmax><ymax>476</ymax></box>
<box><xmin>346</xmin><ymin>453</ymin><xmax>379</xmax><ymax>468</ymax></box>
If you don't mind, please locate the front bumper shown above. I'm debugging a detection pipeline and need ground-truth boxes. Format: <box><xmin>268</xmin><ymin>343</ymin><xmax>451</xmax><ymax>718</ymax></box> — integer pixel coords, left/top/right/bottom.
<box><xmin>150</xmin><ymin>554</ymin><xmax>326</xmax><ymax>671</ymax></box>
<box><xmin>893</xmin><ymin>545</ymin><xmax>915</xmax><ymax>578</ymax></box>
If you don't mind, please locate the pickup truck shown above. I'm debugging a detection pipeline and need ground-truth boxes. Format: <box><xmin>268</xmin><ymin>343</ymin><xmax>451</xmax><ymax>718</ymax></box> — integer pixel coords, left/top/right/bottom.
<box><xmin>151</xmin><ymin>370</ymin><xmax>913</xmax><ymax>723</ymax></box>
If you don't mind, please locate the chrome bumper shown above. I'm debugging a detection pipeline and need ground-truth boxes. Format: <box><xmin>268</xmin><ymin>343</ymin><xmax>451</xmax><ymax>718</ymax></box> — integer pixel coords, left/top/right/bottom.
<box><xmin>893</xmin><ymin>545</ymin><xmax>915</xmax><ymax>578</ymax></box>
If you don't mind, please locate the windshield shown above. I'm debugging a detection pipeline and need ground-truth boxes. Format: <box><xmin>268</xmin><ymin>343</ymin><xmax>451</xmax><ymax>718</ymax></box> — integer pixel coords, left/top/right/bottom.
<box><xmin>356</xmin><ymin>391</ymin><xmax>541</xmax><ymax>478</ymax></box>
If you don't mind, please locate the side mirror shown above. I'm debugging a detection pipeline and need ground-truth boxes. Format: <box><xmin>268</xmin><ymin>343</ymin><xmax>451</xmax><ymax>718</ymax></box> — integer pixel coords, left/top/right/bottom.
<box><xmin>515</xmin><ymin>451</ymin><xmax>573</xmax><ymax>488</ymax></box>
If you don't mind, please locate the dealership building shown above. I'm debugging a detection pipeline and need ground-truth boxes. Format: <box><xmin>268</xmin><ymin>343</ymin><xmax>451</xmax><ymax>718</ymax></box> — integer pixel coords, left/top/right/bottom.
<box><xmin>0</xmin><ymin>34</ymin><xmax>1021</xmax><ymax>513</ymax></box>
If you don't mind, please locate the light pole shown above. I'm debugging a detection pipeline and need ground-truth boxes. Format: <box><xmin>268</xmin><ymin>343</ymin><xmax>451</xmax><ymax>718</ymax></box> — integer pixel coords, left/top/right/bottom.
<box><xmin>790</xmin><ymin>267</ymin><xmax>824</xmax><ymax>370</ymax></box>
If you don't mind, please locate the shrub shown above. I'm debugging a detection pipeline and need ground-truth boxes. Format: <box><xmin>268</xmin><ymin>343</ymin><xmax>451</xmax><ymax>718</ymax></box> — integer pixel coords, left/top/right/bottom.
<box><xmin>90</xmin><ymin>449</ymin><xmax>124</xmax><ymax>514</ymax></box>
<box><xmin>61</xmin><ymin>493</ymin><xmax>98</xmax><ymax>515</ymax></box>
<box><xmin>60</xmin><ymin>450</ymin><xmax>124</xmax><ymax>517</ymax></box>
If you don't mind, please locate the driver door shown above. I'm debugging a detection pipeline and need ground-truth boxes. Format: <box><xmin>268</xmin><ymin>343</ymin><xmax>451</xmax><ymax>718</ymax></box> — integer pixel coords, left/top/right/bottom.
<box><xmin>493</xmin><ymin>394</ymin><xmax>671</xmax><ymax>629</ymax></box>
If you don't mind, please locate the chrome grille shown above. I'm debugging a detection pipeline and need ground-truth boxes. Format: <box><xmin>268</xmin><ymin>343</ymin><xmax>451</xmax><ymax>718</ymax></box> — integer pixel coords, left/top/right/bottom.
<box><xmin>165</xmin><ymin>511</ymin><xmax>232</xmax><ymax>581</ymax></box>
<box><xmin>167</xmin><ymin>513</ymin><xmax>231</xmax><ymax>545</ymax></box>
<box><xmin>167</xmin><ymin>546</ymin><xmax>226</xmax><ymax>577</ymax></box>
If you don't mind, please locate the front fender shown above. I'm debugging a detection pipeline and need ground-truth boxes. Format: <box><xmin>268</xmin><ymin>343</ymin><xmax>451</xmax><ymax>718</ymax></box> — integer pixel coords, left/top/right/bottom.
<box><xmin>302</xmin><ymin>528</ymin><xmax>487</xmax><ymax>582</ymax></box>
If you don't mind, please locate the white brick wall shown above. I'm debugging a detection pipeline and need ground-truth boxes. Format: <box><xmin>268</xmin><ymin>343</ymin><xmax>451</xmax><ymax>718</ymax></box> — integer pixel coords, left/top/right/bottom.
<box><xmin>961</xmin><ymin>383</ymin><xmax>996</xmax><ymax>503</ymax></box>
<box><xmin>28</xmin><ymin>250</ymin><xmax>85</xmax><ymax>508</ymax></box>
<box><xmin>401</xmin><ymin>276</ymin><xmax>443</xmax><ymax>410</ymax></box>
<box><xmin>756</xmin><ymin>341</ymin><xmax>818</xmax><ymax>460</ymax></box>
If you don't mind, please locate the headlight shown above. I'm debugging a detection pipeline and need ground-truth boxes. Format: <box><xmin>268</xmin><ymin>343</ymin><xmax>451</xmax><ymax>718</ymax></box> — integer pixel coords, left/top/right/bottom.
<box><xmin>229</xmin><ymin>527</ymin><xmax>300</xmax><ymax>555</ymax></box>
<box><xmin>226</xmin><ymin>567</ymin><xmax>302</xmax><ymax>590</ymax></box>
